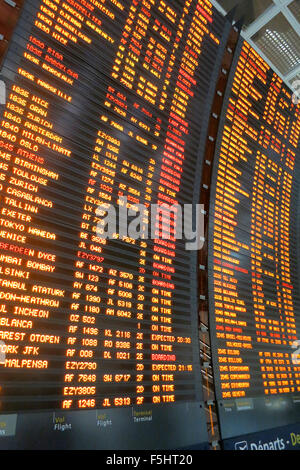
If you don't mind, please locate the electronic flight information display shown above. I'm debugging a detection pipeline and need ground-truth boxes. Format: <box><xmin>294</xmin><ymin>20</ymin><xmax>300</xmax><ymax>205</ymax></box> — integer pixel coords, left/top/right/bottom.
<box><xmin>0</xmin><ymin>0</ymin><xmax>230</xmax><ymax>450</ymax></box>
<box><xmin>208</xmin><ymin>39</ymin><xmax>300</xmax><ymax>440</ymax></box>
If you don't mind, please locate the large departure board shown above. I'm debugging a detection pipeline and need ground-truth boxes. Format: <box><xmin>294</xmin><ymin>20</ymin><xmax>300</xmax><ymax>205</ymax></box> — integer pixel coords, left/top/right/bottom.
<box><xmin>208</xmin><ymin>39</ymin><xmax>300</xmax><ymax>440</ymax></box>
<box><xmin>0</xmin><ymin>0</ymin><xmax>230</xmax><ymax>449</ymax></box>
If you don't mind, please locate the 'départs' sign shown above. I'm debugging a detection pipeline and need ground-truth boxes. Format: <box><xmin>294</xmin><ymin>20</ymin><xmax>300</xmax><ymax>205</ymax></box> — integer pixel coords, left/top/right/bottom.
<box><xmin>223</xmin><ymin>423</ymin><xmax>300</xmax><ymax>450</ymax></box>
